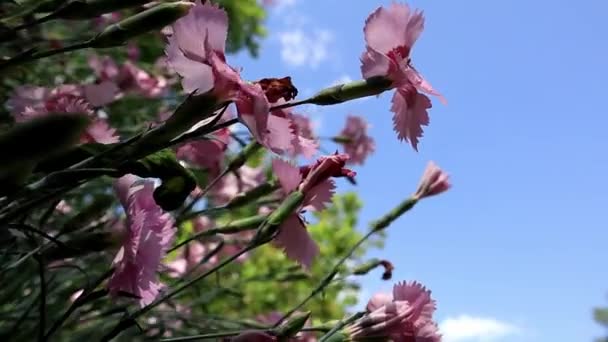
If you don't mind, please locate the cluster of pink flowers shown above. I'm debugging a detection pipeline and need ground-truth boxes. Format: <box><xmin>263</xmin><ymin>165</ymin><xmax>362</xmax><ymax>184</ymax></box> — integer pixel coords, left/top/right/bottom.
<box><xmin>88</xmin><ymin>54</ymin><xmax>168</xmax><ymax>99</ymax></box>
<box><xmin>7</xmin><ymin>83</ymin><xmax>119</xmax><ymax>144</ymax></box>
<box><xmin>232</xmin><ymin>281</ymin><xmax>442</xmax><ymax>341</ymax></box>
<box><xmin>3</xmin><ymin>2</ymin><xmax>452</xmax><ymax>337</ymax></box>
<box><xmin>94</xmin><ymin>0</ymin><xmax>450</xmax><ymax>311</ymax></box>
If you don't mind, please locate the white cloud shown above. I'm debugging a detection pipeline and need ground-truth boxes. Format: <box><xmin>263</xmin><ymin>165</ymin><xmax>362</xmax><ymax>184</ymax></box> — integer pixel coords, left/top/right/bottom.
<box><xmin>440</xmin><ymin>315</ymin><xmax>520</xmax><ymax>342</ymax></box>
<box><xmin>278</xmin><ymin>29</ymin><xmax>333</xmax><ymax>68</ymax></box>
<box><xmin>269</xmin><ymin>0</ymin><xmax>297</xmax><ymax>13</ymax></box>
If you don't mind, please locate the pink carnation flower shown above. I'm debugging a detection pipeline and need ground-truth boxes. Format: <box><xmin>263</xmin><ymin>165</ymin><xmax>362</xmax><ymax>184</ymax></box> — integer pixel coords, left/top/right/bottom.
<box><xmin>361</xmin><ymin>3</ymin><xmax>446</xmax><ymax>151</ymax></box>
<box><xmin>18</xmin><ymin>94</ymin><xmax>118</xmax><ymax>144</ymax></box>
<box><xmin>7</xmin><ymin>83</ymin><xmax>117</xmax><ymax>115</ymax></box>
<box><xmin>270</xmin><ymin>154</ymin><xmax>355</xmax><ymax>269</ymax></box>
<box><xmin>338</xmin><ymin>115</ymin><xmax>375</xmax><ymax>165</ymax></box>
<box><xmin>166</xmin><ymin>0</ymin><xmax>294</xmax><ymax>155</ymax></box>
<box><xmin>89</xmin><ymin>55</ymin><xmax>168</xmax><ymax>98</ymax></box>
<box><xmin>108</xmin><ymin>175</ymin><xmax>176</xmax><ymax>307</ymax></box>
<box><xmin>347</xmin><ymin>281</ymin><xmax>441</xmax><ymax>341</ymax></box>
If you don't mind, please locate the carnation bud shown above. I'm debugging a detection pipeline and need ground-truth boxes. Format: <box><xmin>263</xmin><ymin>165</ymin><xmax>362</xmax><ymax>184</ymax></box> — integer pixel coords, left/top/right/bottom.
<box><xmin>274</xmin><ymin>311</ymin><xmax>311</xmax><ymax>339</ymax></box>
<box><xmin>414</xmin><ymin>161</ymin><xmax>451</xmax><ymax>200</ymax></box>
<box><xmin>352</xmin><ymin>259</ymin><xmax>394</xmax><ymax>280</ymax></box>
<box><xmin>309</xmin><ymin>76</ymin><xmax>393</xmax><ymax>105</ymax></box>
<box><xmin>90</xmin><ymin>2</ymin><xmax>194</xmax><ymax>48</ymax></box>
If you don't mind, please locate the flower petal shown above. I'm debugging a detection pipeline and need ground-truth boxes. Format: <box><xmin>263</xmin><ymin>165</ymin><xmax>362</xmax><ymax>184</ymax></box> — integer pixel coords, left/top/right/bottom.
<box><xmin>366</xmin><ymin>292</ymin><xmax>393</xmax><ymax>312</ymax></box>
<box><xmin>405</xmin><ymin>67</ymin><xmax>447</xmax><ymax>104</ymax></box>
<box><xmin>364</xmin><ymin>4</ymin><xmax>420</xmax><ymax>55</ymax></box>
<box><xmin>393</xmin><ymin>281</ymin><xmax>436</xmax><ymax>322</ymax></box>
<box><xmin>302</xmin><ymin>179</ymin><xmax>335</xmax><ymax>212</ymax></box>
<box><xmin>391</xmin><ymin>87</ymin><xmax>431</xmax><ymax>151</ymax></box>
<box><xmin>274</xmin><ymin>215</ymin><xmax>319</xmax><ymax>270</ymax></box>
<box><xmin>360</xmin><ymin>47</ymin><xmax>392</xmax><ymax>79</ymax></box>
<box><xmin>271</xmin><ymin>158</ymin><xmax>302</xmax><ymax>193</ymax></box>
<box><xmin>166</xmin><ymin>36</ymin><xmax>214</xmax><ymax>94</ymax></box>
<box><xmin>82</xmin><ymin>81</ymin><xmax>118</xmax><ymax>107</ymax></box>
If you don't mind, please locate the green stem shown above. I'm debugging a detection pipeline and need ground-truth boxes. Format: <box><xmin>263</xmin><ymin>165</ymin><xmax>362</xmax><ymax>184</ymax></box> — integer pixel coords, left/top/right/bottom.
<box><xmin>269</xmin><ymin>98</ymin><xmax>314</xmax><ymax>111</ymax></box>
<box><xmin>276</xmin><ymin>195</ymin><xmax>420</xmax><ymax>326</ymax></box>
<box><xmin>274</xmin><ymin>229</ymin><xmax>375</xmax><ymax>327</ymax></box>
<box><xmin>169</xmin><ymin>215</ymin><xmax>267</xmax><ymax>253</ymax></box>
<box><xmin>0</xmin><ymin>41</ymin><xmax>91</xmax><ymax>72</ymax></box>
<box><xmin>318</xmin><ymin>312</ymin><xmax>366</xmax><ymax>342</ymax></box>
<box><xmin>160</xmin><ymin>330</ymin><xmax>260</xmax><ymax>341</ymax></box>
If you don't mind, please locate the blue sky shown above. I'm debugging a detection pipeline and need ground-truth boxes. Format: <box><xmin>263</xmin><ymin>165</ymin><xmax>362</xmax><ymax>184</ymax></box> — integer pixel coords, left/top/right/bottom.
<box><xmin>232</xmin><ymin>1</ymin><xmax>608</xmax><ymax>341</ymax></box>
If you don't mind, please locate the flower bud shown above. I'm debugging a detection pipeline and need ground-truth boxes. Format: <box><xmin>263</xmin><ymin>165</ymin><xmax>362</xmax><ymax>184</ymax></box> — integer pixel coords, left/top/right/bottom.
<box><xmin>309</xmin><ymin>76</ymin><xmax>393</xmax><ymax>105</ymax></box>
<box><xmin>90</xmin><ymin>2</ymin><xmax>194</xmax><ymax>48</ymax></box>
<box><xmin>274</xmin><ymin>311</ymin><xmax>311</xmax><ymax>339</ymax></box>
<box><xmin>414</xmin><ymin>161</ymin><xmax>451</xmax><ymax>200</ymax></box>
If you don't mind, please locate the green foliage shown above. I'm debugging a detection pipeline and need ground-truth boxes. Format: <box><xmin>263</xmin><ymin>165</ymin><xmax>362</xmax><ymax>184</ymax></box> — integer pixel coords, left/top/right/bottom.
<box><xmin>223</xmin><ymin>192</ymin><xmax>384</xmax><ymax>323</ymax></box>
<box><xmin>0</xmin><ymin>1</ymin><xmax>390</xmax><ymax>341</ymax></box>
<box><xmin>595</xmin><ymin>299</ymin><xmax>608</xmax><ymax>342</ymax></box>
<box><xmin>212</xmin><ymin>0</ymin><xmax>267</xmax><ymax>57</ymax></box>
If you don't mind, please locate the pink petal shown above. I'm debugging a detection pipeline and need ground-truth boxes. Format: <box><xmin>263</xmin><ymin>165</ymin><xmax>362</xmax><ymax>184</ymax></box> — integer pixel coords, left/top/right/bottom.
<box><xmin>166</xmin><ymin>257</ymin><xmax>188</xmax><ymax>278</ymax></box>
<box><xmin>82</xmin><ymin>81</ymin><xmax>118</xmax><ymax>107</ymax></box>
<box><xmin>88</xmin><ymin>55</ymin><xmax>120</xmax><ymax>80</ymax></box>
<box><xmin>109</xmin><ymin>178</ymin><xmax>175</xmax><ymax>307</ymax></box>
<box><xmin>113</xmin><ymin>175</ymin><xmax>140</xmax><ymax>209</ymax></box>
<box><xmin>170</xmin><ymin>1</ymin><xmax>207</xmax><ymax>58</ymax></box>
<box><xmin>392</xmin><ymin>281</ymin><xmax>436</xmax><ymax>322</ymax></box>
<box><xmin>340</xmin><ymin>115</ymin><xmax>376</xmax><ymax>165</ymax></box>
<box><xmin>194</xmin><ymin>0</ymin><xmax>229</xmax><ymax>54</ymax></box>
<box><xmin>404</xmin><ymin>68</ymin><xmax>447</xmax><ymax>104</ymax></box>
<box><xmin>274</xmin><ymin>215</ymin><xmax>319</xmax><ymax>270</ymax></box>
<box><xmin>236</xmin><ymin>82</ymin><xmax>270</xmax><ymax>141</ymax></box>
<box><xmin>265</xmin><ymin>114</ymin><xmax>296</xmax><ymax>153</ymax></box>
<box><xmin>172</xmin><ymin>0</ymin><xmax>228</xmax><ymax>57</ymax></box>
<box><xmin>83</xmin><ymin>119</ymin><xmax>119</xmax><ymax>144</ymax></box>
<box><xmin>360</xmin><ymin>47</ymin><xmax>392</xmax><ymax>79</ymax></box>
<box><xmin>364</xmin><ymin>4</ymin><xmax>423</xmax><ymax>55</ymax></box>
<box><xmin>295</xmin><ymin>135</ymin><xmax>319</xmax><ymax>159</ymax></box>
<box><xmin>271</xmin><ymin>158</ymin><xmax>302</xmax><ymax>193</ymax></box>
<box><xmin>302</xmin><ymin>179</ymin><xmax>335</xmax><ymax>212</ymax></box>
<box><xmin>290</xmin><ymin>113</ymin><xmax>315</xmax><ymax>140</ymax></box>
<box><xmin>391</xmin><ymin>86</ymin><xmax>431</xmax><ymax>151</ymax></box>
<box><xmin>6</xmin><ymin>86</ymin><xmax>50</xmax><ymax>115</ymax></box>
<box><xmin>415</xmin><ymin>161</ymin><xmax>451</xmax><ymax>199</ymax></box>
<box><xmin>367</xmin><ymin>292</ymin><xmax>393</xmax><ymax>312</ymax></box>
<box><xmin>206</xmin><ymin>45</ymin><xmax>241</xmax><ymax>99</ymax></box>
<box><xmin>166</xmin><ymin>36</ymin><xmax>214</xmax><ymax>94</ymax></box>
